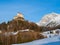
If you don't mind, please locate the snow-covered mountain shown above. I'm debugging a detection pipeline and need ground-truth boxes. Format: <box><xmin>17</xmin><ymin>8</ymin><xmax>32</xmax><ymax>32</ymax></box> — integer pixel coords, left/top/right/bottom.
<box><xmin>37</xmin><ymin>12</ymin><xmax>60</xmax><ymax>27</ymax></box>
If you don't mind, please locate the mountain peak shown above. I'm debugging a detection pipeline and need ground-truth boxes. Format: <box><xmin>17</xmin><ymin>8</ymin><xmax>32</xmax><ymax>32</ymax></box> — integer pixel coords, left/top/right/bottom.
<box><xmin>37</xmin><ymin>12</ymin><xmax>60</xmax><ymax>27</ymax></box>
<box><xmin>45</xmin><ymin>12</ymin><xmax>59</xmax><ymax>17</ymax></box>
<box><xmin>50</xmin><ymin>12</ymin><xmax>58</xmax><ymax>15</ymax></box>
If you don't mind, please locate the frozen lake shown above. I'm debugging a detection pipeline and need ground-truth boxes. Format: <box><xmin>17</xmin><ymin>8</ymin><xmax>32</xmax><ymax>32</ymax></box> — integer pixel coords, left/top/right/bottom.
<box><xmin>12</xmin><ymin>35</ymin><xmax>60</xmax><ymax>45</ymax></box>
<box><xmin>42</xmin><ymin>41</ymin><xmax>60</xmax><ymax>45</ymax></box>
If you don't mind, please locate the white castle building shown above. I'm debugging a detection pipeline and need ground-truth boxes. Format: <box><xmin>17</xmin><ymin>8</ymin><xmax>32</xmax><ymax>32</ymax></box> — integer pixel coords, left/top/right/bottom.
<box><xmin>14</xmin><ymin>12</ymin><xmax>24</xmax><ymax>21</ymax></box>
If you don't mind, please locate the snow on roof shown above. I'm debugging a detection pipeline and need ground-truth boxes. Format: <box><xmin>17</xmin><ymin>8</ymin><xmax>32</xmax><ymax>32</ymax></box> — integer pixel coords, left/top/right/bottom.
<box><xmin>14</xmin><ymin>12</ymin><xmax>24</xmax><ymax>19</ymax></box>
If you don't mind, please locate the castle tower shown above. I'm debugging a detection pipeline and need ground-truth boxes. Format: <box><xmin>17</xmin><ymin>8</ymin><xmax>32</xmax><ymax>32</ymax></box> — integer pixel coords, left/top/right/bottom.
<box><xmin>14</xmin><ymin>12</ymin><xmax>24</xmax><ymax>21</ymax></box>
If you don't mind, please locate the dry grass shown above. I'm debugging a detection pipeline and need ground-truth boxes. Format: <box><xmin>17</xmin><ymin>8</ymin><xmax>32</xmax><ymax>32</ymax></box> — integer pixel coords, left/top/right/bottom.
<box><xmin>0</xmin><ymin>31</ymin><xmax>44</xmax><ymax>45</ymax></box>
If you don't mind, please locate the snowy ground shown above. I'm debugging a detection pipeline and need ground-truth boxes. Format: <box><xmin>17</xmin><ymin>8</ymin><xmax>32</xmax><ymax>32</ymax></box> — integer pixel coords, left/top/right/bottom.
<box><xmin>12</xmin><ymin>29</ymin><xmax>60</xmax><ymax>45</ymax></box>
<box><xmin>12</xmin><ymin>35</ymin><xmax>60</xmax><ymax>45</ymax></box>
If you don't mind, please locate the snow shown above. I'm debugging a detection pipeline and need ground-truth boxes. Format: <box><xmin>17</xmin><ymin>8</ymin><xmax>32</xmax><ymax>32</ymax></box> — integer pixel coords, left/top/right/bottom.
<box><xmin>11</xmin><ymin>31</ymin><xmax>18</xmax><ymax>35</ymax></box>
<box><xmin>19</xmin><ymin>29</ymin><xmax>29</xmax><ymax>32</ymax></box>
<box><xmin>12</xmin><ymin>35</ymin><xmax>60</xmax><ymax>45</ymax></box>
<box><xmin>37</xmin><ymin>12</ymin><xmax>60</xmax><ymax>27</ymax></box>
<box><xmin>12</xmin><ymin>29</ymin><xmax>60</xmax><ymax>45</ymax></box>
<box><xmin>3</xmin><ymin>29</ymin><xmax>30</xmax><ymax>36</ymax></box>
<box><xmin>41</xmin><ymin>29</ymin><xmax>60</xmax><ymax>38</ymax></box>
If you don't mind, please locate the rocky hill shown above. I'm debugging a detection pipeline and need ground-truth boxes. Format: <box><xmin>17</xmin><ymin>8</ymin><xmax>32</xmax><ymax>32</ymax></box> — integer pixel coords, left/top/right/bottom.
<box><xmin>0</xmin><ymin>12</ymin><xmax>45</xmax><ymax>45</ymax></box>
<box><xmin>0</xmin><ymin>12</ymin><xmax>40</xmax><ymax>32</ymax></box>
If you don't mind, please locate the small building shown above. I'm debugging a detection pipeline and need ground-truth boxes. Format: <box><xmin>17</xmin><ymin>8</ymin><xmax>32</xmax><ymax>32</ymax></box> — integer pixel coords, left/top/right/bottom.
<box><xmin>14</xmin><ymin>12</ymin><xmax>24</xmax><ymax>21</ymax></box>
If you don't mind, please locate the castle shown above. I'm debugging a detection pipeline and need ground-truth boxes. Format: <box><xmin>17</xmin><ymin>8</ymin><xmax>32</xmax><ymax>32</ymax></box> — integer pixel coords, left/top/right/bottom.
<box><xmin>14</xmin><ymin>12</ymin><xmax>24</xmax><ymax>21</ymax></box>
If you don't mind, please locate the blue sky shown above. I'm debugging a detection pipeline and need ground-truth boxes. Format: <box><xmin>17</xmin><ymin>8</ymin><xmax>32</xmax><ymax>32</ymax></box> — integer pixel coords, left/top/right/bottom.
<box><xmin>0</xmin><ymin>0</ymin><xmax>60</xmax><ymax>23</ymax></box>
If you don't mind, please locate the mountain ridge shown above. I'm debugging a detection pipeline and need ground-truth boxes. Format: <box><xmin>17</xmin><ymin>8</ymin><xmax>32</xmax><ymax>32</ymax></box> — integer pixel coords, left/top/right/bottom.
<box><xmin>37</xmin><ymin>12</ymin><xmax>60</xmax><ymax>28</ymax></box>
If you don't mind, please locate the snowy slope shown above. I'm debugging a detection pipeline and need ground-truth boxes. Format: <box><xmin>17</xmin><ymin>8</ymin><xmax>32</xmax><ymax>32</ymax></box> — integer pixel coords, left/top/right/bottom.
<box><xmin>12</xmin><ymin>35</ymin><xmax>60</xmax><ymax>45</ymax></box>
<box><xmin>37</xmin><ymin>12</ymin><xmax>60</xmax><ymax>27</ymax></box>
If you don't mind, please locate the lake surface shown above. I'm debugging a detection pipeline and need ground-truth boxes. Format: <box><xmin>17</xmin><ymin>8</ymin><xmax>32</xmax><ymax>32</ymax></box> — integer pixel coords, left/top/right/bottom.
<box><xmin>12</xmin><ymin>36</ymin><xmax>60</xmax><ymax>45</ymax></box>
<box><xmin>42</xmin><ymin>41</ymin><xmax>60</xmax><ymax>45</ymax></box>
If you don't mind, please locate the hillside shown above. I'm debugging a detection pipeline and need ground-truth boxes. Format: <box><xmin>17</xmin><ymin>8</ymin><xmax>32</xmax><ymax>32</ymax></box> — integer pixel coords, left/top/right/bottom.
<box><xmin>0</xmin><ymin>13</ymin><xmax>41</xmax><ymax>32</ymax></box>
<box><xmin>0</xmin><ymin>12</ymin><xmax>45</xmax><ymax>45</ymax></box>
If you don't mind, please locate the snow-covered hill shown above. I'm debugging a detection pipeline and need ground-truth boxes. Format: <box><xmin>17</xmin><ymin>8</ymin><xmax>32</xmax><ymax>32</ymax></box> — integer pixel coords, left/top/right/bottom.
<box><xmin>12</xmin><ymin>35</ymin><xmax>60</xmax><ymax>45</ymax></box>
<box><xmin>37</xmin><ymin>12</ymin><xmax>60</xmax><ymax>27</ymax></box>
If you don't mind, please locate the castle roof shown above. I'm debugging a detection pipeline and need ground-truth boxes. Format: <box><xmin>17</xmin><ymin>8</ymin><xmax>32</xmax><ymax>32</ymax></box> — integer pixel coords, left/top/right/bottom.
<box><xmin>14</xmin><ymin>12</ymin><xmax>24</xmax><ymax>19</ymax></box>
